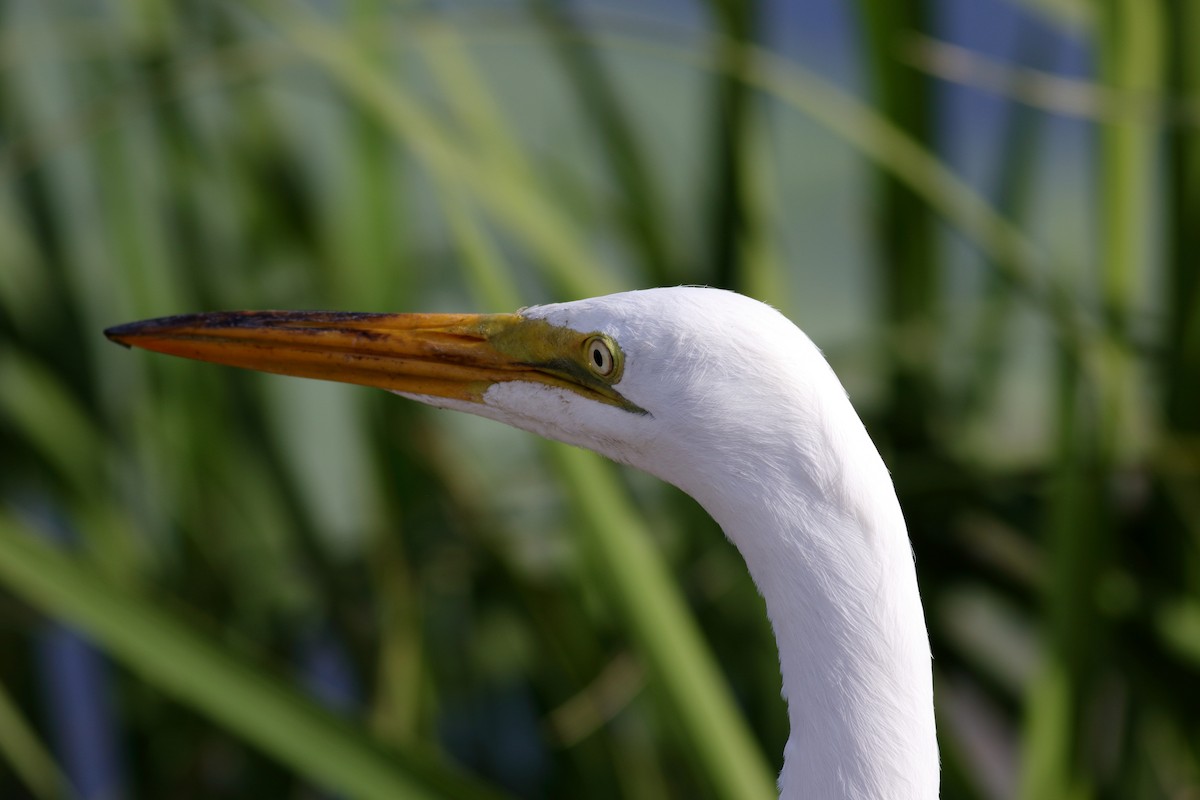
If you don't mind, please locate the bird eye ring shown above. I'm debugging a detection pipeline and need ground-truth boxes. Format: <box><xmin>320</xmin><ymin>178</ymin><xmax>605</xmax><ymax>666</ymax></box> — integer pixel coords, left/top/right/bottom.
<box><xmin>584</xmin><ymin>336</ymin><xmax>616</xmax><ymax>377</ymax></box>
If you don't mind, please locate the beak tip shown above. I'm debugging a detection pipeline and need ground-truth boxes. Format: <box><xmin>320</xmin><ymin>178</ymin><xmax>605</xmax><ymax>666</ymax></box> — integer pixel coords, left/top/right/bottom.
<box><xmin>104</xmin><ymin>323</ymin><xmax>139</xmax><ymax>348</ymax></box>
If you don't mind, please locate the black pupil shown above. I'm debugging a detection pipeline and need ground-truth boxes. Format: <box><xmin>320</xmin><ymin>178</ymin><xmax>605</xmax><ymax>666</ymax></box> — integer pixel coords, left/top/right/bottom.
<box><xmin>592</xmin><ymin>346</ymin><xmax>604</xmax><ymax>367</ymax></box>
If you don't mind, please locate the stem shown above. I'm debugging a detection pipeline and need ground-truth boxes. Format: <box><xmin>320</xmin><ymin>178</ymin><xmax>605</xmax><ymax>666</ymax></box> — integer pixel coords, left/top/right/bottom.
<box><xmin>854</xmin><ymin>0</ymin><xmax>938</xmax><ymax>450</ymax></box>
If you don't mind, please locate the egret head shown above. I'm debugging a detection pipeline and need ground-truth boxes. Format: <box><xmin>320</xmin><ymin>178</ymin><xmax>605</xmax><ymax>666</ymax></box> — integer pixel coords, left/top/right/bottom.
<box><xmin>105</xmin><ymin>287</ymin><xmax>832</xmax><ymax>502</ymax></box>
<box><xmin>510</xmin><ymin>288</ymin><xmax>835</xmax><ymax>484</ymax></box>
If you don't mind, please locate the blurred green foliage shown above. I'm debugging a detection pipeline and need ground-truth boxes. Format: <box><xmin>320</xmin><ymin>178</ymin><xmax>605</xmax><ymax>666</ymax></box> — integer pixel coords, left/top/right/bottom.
<box><xmin>0</xmin><ymin>1</ymin><xmax>1198</xmax><ymax>798</ymax></box>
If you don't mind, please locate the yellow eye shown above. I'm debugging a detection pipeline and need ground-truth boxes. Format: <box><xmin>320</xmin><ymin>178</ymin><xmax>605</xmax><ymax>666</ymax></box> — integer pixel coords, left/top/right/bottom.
<box><xmin>585</xmin><ymin>336</ymin><xmax>615</xmax><ymax>377</ymax></box>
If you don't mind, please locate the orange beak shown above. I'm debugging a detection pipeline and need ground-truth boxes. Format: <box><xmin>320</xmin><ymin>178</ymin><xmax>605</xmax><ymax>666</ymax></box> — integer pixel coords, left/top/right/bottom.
<box><xmin>104</xmin><ymin>309</ymin><xmax>642</xmax><ymax>412</ymax></box>
<box><xmin>104</xmin><ymin>310</ymin><xmax>530</xmax><ymax>405</ymax></box>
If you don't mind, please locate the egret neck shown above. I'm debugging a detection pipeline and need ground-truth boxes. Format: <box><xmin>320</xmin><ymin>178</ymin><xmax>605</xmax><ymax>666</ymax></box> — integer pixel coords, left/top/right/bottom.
<box><xmin>658</xmin><ymin>387</ymin><xmax>938</xmax><ymax>799</ymax></box>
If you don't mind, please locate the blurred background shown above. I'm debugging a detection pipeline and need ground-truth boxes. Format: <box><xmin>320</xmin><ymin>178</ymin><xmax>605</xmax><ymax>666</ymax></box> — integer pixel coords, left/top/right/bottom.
<box><xmin>1</xmin><ymin>0</ymin><xmax>1197</xmax><ymax>798</ymax></box>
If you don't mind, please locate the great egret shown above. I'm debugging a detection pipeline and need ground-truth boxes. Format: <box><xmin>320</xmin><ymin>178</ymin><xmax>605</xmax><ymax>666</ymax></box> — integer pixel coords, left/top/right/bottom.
<box><xmin>106</xmin><ymin>287</ymin><xmax>938</xmax><ymax>799</ymax></box>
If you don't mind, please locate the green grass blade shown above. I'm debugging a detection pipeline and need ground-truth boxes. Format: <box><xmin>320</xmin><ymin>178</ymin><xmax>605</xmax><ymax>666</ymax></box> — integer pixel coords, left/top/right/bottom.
<box><xmin>0</xmin><ymin>513</ymin><xmax>505</xmax><ymax>800</ymax></box>
<box><xmin>1024</xmin><ymin>10</ymin><xmax>1165</xmax><ymax>797</ymax></box>
<box><xmin>853</xmin><ymin>0</ymin><xmax>938</xmax><ymax>446</ymax></box>
<box><xmin>1158</xmin><ymin>601</ymin><xmax>1200</xmax><ymax>668</ymax></box>
<box><xmin>1163</xmin><ymin>20</ymin><xmax>1200</xmax><ymax>796</ymax></box>
<box><xmin>0</xmin><ymin>349</ymin><xmax>104</xmax><ymax>500</ymax></box>
<box><xmin>412</xmin><ymin>22</ymin><xmax>532</xmax><ymax>183</ymax></box>
<box><xmin>956</xmin><ymin>24</ymin><xmax>1055</xmax><ymax>424</ymax></box>
<box><xmin>549</xmin><ymin>446</ymin><xmax>778</xmax><ymax>800</ymax></box>
<box><xmin>737</xmin><ymin>121</ymin><xmax>788</xmax><ymax>307</ymax></box>
<box><xmin>267</xmin><ymin>5</ymin><xmax>616</xmax><ymax>300</ymax></box>
<box><xmin>1016</xmin><ymin>664</ymin><xmax>1081</xmax><ymax>800</ymax></box>
<box><xmin>1096</xmin><ymin>0</ymin><xmax>1163</xmax><ymax>454</ymax></box>
<box><xmin>0</xmin><ymin>679</ymin><xmax>69</xmax><ymax>800</ymax></box>
<box><xmin>1019</xmin><ymin>356</ymin><xmax>1096</xmax><ymax>800</ymax></box>
<box><xmin>1164</xmin><ymin>3</ymin><xmax>1200</xmax><ymax>434</ymax></box>
<box><xmin>701</xmin><ymin>0</ymin><xmax>760</xmax><ymax>290</ymax></box>
<box><xmin>441</xmin><ymin>180</ymin><xmax>777</xmax><ymax>799</ymax></box>
<box><xmin>440</xmin><ymin>187</ymin><xmax>521</xmax><ymax>311</ymax></box>
<box><xmin>528</xmin><ymin>0</ymin><xmax>676</xmax><ymax>285</ymax></box>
